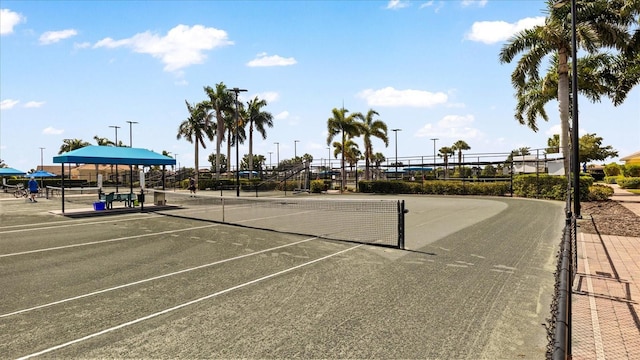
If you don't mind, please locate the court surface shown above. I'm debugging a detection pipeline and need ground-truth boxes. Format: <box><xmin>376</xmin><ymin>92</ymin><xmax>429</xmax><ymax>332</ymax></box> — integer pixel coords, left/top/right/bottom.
<box><xmin>0</xmin><ymin>192</ymin><xmax>565</xmax><ymax>359</ymax></box>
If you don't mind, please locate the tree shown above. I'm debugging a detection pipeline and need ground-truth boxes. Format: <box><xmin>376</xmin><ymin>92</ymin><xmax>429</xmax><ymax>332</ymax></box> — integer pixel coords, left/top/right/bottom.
<box><xmin>177</xmin><ymin>100</ymin><xmax>214</xmax><ymax>185</ymax></box>
<box><xmin>333</xmin><ymin>138</ymin><xmax>361</xmax><ymax>173</ymax></box>
<box><xmin>59</xmin><ymin>138</ymin><xmax>89</xmax><ymax>154</ymax></box>
<box><xmin>438</xmin><ymin>146</ymin><xmax>454</xmax><ymax>179</ymax></box>
<box><xmin>578</xmin><ymin>133</ymin><xmax>618</xmax><ymax>165</ymax></box>
<box><xmin>93</xmin><ymin>136</ymin><xmax>113</xmax><ymax>146</ymax></box>
<box><xmin>326</xmin><ymin>107</ymin><xmax>363</xmax><ymax>190</ymax></box>
<box><xmin>241</xmin><ymin>154</ymin><xmax>266</xmax><ymax>172</ymax></box>
<box><xmin>499</xmin><ymin>0</ymin><xmax>639</xmax><ymax>175</ymax></box>
<box><xmin>452</xmin><ymin>140</ymin><xmax>471</xmax><ymax>173</ymax></box>
<box><xmin>354</xmin><ymin>109</ymin><xmax>388</xmax><ymax>181</ymax></box>
<box><xmin>208</xmin><ymin>153</ymin><xmax>227</xmax><ymax>173</ymax></box>
<box><xmin>204</xmin><ymin>83</ymin><xmax>233</xmax><ymax>179</ymax></box>
<box><xmin>244</xmin><ymin>96</ymin><xmax>274</xmax><ymax>179</ymax></box>
<box><xmin>546</xmin><ymin>134</ymin><xmax>560</xmax><ymax>154</ymax></box>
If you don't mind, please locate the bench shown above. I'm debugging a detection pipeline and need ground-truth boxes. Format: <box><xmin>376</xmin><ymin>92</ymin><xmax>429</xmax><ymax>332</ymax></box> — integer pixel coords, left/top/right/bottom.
<box><xmin>99</xmin><ymin>192</ymin><xmax>134</xmax><ymax>209</ymax></box>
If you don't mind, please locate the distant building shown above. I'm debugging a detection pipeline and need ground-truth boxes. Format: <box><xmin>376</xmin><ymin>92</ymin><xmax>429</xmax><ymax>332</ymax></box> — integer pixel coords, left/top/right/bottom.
<box><xmin>620</xmin><ymin>151</ymin><xmax>640</xmax><ymax>166</ymax></box>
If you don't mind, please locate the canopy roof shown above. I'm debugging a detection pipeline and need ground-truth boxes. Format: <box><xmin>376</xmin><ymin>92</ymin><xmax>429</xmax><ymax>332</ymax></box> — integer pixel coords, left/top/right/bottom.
<box><xmin>0</xmin><ymin>167</ymin><xmax>26</xmax><ymax>176</ymax></box>
<box><xmin>53</xmin><ymin>146</ymin><xmax>176</xmax><ymax>166</ymax></box>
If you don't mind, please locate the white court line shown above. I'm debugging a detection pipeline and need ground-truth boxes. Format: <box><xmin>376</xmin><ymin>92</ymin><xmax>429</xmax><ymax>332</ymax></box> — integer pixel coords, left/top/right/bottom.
<box><xmin>0</xmin><ymin>224</ymin><xmax>219</xmax><ymax>259</ymax></box>
<box><xmin>0</xmin><ymin>214</ymin><xmax>162</xmax><ymax>233</ymax></box>
<box><xmin>16</xmin><ymin>244</ymin><xmax>362</xmax><ymax>360</ymax></box>
<box><xmin>580</xmin><ymin>233</ymin><xmax>605</xmax><ymax>359</ymax></box>
<box><xmin>1</xmin><ymin>237</ymin><xmax>317</xmax><ymax>318</ymax></box>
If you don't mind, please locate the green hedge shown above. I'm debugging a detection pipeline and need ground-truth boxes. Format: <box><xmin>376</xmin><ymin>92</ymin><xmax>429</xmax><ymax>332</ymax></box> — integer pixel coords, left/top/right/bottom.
<box><xmin>511</xmin><ymin>174</ymin><xmax>593</xmax><ymax>201</ymax></box>
<box><xmin>358</xmin><ymin>180</ymin><xmax>511</xmax><ymax>196</ymax></box>
<box><xmin>617</xmin><ymin>177</ymin><xmax>640</xmax><ymax>189</ymax></box>
<box><xmin>587</xmin><ymin>184</ymin><xmax>614</xmax><ymax>201</ymax></box>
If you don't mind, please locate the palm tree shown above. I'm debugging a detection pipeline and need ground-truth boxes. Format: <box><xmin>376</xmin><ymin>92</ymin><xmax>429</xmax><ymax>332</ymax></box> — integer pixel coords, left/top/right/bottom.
<box><xmin>59</xmin><ymin>138</ymin><xmax>90</xmax><ymax>179</ymax></box>
<box><xmin>499</xmin><ymin>0</ymin><xmax>637</xmax><ymax>175</ymax></box>
<box><xmin>333</xmin><ymin>138</ymin><xmax>361</xmax><ymax>174</ymax></box>
<box><xmin>438</xmin><ymin>146</ymin><xmax>454</xmax><ymax>179</ymax></box>
<box><xmin>354</xmin><ymin>109</ymin><xmax>388</xmax><ymax>180</ymax></box>
<box><xmin>204</xmin><ymin>83</ymin><xmax>233</xmax><ymax>179</ymax></box>
<box><xmin>244</xmin><ymin>96</ymin><xmax>274</xmax><ymax>179</ymax></box>
<box><xmin>326</xmin><ymin>107</ymin><xmax>363</xmax><ymax>191</ymax></box>
<box><xmin>452</xmin><ymin>140</ymin><xmax>471</xmax><ymax>173</ymax></box>
<box><xmin>93</xmin><ymin>136</ymin><xmax>113</xmax><ymax>146</ymax></box>
<box><xmin>228</xmin><ymin>102</ymin><xmax>248</xmax><ymax>175</ymax></box>
<box><xmin>176</xmin><ymin>100</ymin><xmax>214</xmax><ymax>186</ymax></box>
<box><xmin>372</xmin><ymin>152</ymin><xmax>386</xmax><ymax>180</ymax></box>
<box><xmin>547</xmin><ymin>134</ymin><xmax>561</xmax><ymax>154</ymax></box>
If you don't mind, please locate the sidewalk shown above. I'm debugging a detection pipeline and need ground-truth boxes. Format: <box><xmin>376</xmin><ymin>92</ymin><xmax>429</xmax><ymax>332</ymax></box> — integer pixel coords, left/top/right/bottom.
<box><xmin>572</xmin><ymin>185</ymin><xmax>640</xmax><ymax>359</ymax></box>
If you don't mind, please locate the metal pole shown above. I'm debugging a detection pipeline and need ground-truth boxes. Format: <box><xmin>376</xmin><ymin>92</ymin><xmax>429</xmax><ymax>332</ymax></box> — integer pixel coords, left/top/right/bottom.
<box><xmin>268</xmin><ymin>152</ymin><xmax>272</xmax><ymax>169</ymax></box>
<box><xmin>392</xmin><ymin>129</ymin><xmax>401</xmax><ymax>179</ymax></box>
<box><xmin>274</xmin><ymin>142</ymin><xmax>279</xmax><ymax>180</ymax></box>
<box><xmin>228</xmin><ymin>87</ymin><xmax>247</xmax><ymax>197</ymax></box>
<box><xmin>571</xmin><ymin>0</ymin><xmax>580</xmax><ymax>218</ymax></box>
<box><xmin>431</xmin><ymin>138</ymin><xmax>438</xmax><ymax>178</ymax></box>
<box><xmin>294</xmin><ymin>140</ymin><xmax>299</xmax><ymax>160</ymax></box>
<box><xmin>109</xmin><ymin>125</ymin><xmax>120</xmax><ymax>193</ymax></box>
<box><xmin>126</xmin><ymin>121</ymin><xmax>138</xmax><ymax>147</ymax></box>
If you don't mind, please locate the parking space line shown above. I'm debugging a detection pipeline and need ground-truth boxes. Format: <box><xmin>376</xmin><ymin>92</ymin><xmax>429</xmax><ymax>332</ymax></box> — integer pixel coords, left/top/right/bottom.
<box><xmin>15</xmin><ymin>244</ymin><xmax>361</xmax><ymax>360</ymax></box>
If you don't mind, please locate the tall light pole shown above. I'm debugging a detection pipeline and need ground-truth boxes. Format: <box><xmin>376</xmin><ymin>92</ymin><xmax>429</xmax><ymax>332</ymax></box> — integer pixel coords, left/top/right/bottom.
<box><xmin>294</xmin><ymin>140</ymin><xmax>300</xmax><ymax>160</ymax></box>
<box><xmin>39</xmin><ymin>147</ymin><xmax>45</xmax><ymax>170</ymax></box>
<box><xmin>228</xmin><ymin>87</ymin><xmax>247</xmax><ymax>197</ymax></box>
<box><xmin>109</xmin><ymin>125</ymin><xmax>120</xmax><ymax>192</ymax></box>
<box><xmin>268</xmin><ymin>152</ymin><xmax>273</xmax><ymax>169</ymax></box>
<box><xmin>570</xmin><ymin>0</ymin><xmax>580</xmax><ymax>218</ymax></box>
<box><xmin>126</xmin><ymin>121</ymin><xmax>138</xmax><ymax>147</ymax></box>
<box><xmin>327</xmin><ymin>147</ymin><xmax>331</xmax><ymax>171</ymax></box>
<box><xmin>274</xmin><ymin>142</ymin><xmax>280</xmax><ymax>168</ymax></box>
<box><xmin>430</xmin><ymin>138</ymin><xmax>438</xmax><ymax>178</ymax></box>
<box><xmin>391</xmin><ymin>129</ymin><xmax>401</xmax><ymax>179</ymax></box>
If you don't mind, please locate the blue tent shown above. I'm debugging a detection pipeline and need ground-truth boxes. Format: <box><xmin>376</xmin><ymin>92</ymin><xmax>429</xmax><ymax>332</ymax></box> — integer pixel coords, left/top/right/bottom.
<box><xmin>53</xmin><ymin>145</ymin><xmax>175</xmax><ymax>166</ymax></box>
<box><xmin>30</xmin><ymin>170</ymin><xmax>58</xmax><ymax>178</ymax></box>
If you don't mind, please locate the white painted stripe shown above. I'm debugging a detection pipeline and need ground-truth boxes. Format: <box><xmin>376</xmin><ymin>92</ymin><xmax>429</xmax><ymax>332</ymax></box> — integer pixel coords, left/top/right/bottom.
<box><xmin>0</xmin><ymin>214</ymin><xmax>161</xmax><ymax>233</ymax></box>
<box><xmin>0</xmin><ymin>224</ymin><xmax>219</xmax><ymax>258</ymax></box>
<box><xmin>1</xmin><ymin>237</ymin><xmax>317</xmax><ymax>318</ymax></box>
<box><xmin>16</xmin><ymin>244</ymin><xmax>362</xmax><ymax>360</ymax></box>
<box><xmin>580</xmin><ymin>233</ymin><xmax>605</xmax><ymax>360</ymax></box>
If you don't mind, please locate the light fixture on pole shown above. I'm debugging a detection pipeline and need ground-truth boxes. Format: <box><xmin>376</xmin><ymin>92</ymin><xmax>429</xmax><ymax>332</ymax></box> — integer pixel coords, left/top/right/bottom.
<box><xmin>391</xmin><ymin>129</ymin><xmax>401</xmax><ymax>179</ymax></box>
<box><xmin>109</xmin><ymin>125</ymin><xmax>121</xmax><ymax>193</ymax></box>
<box><xmin>126</xmin><ymin>121</ymin><xmax>138</xmax><ymax>147</ymax></box>
<box><xmin>227</xmin><ymin>87</ymin><xmax>247</xmax><ymax>197</ymax></box>
<box><xmin>430</xmin><ymin>138</ymin><xmax>438</xmax><ymax>177</ymax></box>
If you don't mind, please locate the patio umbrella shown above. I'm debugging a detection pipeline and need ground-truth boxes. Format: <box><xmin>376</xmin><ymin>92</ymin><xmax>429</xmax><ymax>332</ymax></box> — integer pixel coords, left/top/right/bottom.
<box><xmin>0</xmin><ymin>167</ymin><xmax>27</xmax><ymax>176</ymax></box>
<box><xmin>30</xmin><ymin>170</ymin><xmax>57</xmax><ymax>178</ymax></box>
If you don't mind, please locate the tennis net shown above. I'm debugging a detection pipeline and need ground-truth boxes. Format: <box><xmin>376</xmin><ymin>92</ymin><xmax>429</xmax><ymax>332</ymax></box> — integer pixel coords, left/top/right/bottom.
<box><xmin>151</xmin><ymin>190</ymin><xmax>406</xmax><ymax>249</ymax></box>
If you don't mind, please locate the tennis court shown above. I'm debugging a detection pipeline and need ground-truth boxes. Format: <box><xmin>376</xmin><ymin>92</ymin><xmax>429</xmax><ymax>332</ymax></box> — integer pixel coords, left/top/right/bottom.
<box><xmin>0</xmin><ymin>191</ymin><xmax>564</xmax><ymax>358</ymax></box>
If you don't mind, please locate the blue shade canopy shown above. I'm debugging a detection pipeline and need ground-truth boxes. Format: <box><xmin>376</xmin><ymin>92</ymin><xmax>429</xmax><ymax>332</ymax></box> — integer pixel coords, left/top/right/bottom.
<box><xmin>53</xmin><ymin>146</ymin><xmax>176</xmax><ymax>166</ymax></box>
<box><xmin>0</xmin><ymin>167</ymin><xmax>26</xmax><ymax>176</ymax></box>
<box><xmin>404</xmin><ymin>167</ymin><xmax>433</xmax><ymax>171</ymax></box>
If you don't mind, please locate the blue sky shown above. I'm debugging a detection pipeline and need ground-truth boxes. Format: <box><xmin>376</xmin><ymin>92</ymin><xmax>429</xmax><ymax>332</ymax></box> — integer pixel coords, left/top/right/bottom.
<box><xmin>1</xmin><ymin>0</ymin><xmax>638</xmax><ymax>171</ymax></box>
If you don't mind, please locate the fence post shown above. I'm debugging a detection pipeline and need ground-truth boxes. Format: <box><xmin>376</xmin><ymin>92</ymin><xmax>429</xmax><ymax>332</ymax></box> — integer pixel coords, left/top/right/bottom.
<box><xmin>398</xmin><ymin>200</ymin><xmax>407</xmax><ymax>249</ymax></box>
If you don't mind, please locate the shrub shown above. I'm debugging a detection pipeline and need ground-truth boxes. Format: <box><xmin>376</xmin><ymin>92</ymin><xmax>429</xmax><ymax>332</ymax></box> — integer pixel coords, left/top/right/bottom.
<box><xmin>617</xmin><ymin>177</ymin><xmax>640</xmax><ymax>189</ymax></box>
<box><xmin>310</xmin><ymin>180</ymin><xmax>326</xmax><ymax>193</ymax></box>
<box><xmin>586</xmin><ymin>184</ymin><xmax>614</xmax><ymax>201</ymax></box>
<box><xmin>624</xmin><ymin>165</ymin><xmax>640</xmax><ymax>177</ymax></box>
<box><xmin>512</xmin><ymin>174</ymin><xmax>593</xmax><ymax>201</ymax></box>
<box><xmin>603</xmin><ymin>163</ymin><xmax>621</xmax><ymax>177</ymax></box>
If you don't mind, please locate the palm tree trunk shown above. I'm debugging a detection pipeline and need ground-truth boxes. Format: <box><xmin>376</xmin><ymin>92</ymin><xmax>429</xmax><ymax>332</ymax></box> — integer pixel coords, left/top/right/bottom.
<box><xmin>248</xmin><ymin>123</ymin><xmax>254</xmax><ymax>180</ymax></box>
<box><xmin>227</xmin><ymin>128</ymin><xmax>232</xmax><ymax>174</ymax></box>
<box><xmin>194</xmin><ymin>142</ymin><xmax>199</xmax><ymax>186</ymax></box>
<box><xmin>365</xmin><ymin>153</ymin><xmax>370</xmax><ymax>181</ymax></box>
<box><xmin>558</xmin><ymin>47</ymin><xmax>571</xmax><ymax>176</ymax></box>
<box><xmin>341</xmin><ymin>131</ymin><xmax>345</xmax><ymax>191</ymax></box>
<box><xmin>215</xmin><ymin>113</ymin><xmax>223</xmax><ymax>179</ymax></box>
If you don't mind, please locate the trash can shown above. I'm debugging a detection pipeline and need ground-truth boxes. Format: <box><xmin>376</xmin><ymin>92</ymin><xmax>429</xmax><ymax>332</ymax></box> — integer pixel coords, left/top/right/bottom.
<box><xmin>93</xmin><ymin>201</ymin><xmax>106</xmax><ymax>211</ymax></box>
<box><xmin>153</xmin><ymin>191</ymin><xmax>164</xmax><ymax>206</ymax></box>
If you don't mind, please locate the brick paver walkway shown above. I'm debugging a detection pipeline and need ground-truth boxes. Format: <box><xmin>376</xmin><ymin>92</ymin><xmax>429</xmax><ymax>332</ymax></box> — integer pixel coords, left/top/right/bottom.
<box><xmin>572</xmin><ymin>185</ymin><xmax>640</xmax><ymax>359</ymax></box>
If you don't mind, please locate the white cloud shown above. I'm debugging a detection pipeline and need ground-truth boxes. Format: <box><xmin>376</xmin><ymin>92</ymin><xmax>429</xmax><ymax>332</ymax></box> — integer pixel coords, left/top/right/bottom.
<box><xmin>246</xmin><ymin>53</ymin><xmax>296</xmax><ymax>67</ymax></box>
<box><xmin>386</xmin><ymin>0</ymin><xmax>410</xmax><ymax>10</ymax></box>
<box><xmin>466</xmin><ymin>16</ymin><xmax>545</xmax><ymax>44</ymax></box>
<box><xmin>357</xmin><ymin>87</ymin><xmax>448</xmax><ymax>107</ymax></box>
<box><xmin>24</xmin><ymin>101</ymin><xmax>45</xmax><ymax>108</ymax></box>
<box><xmin>415</xmin><ymin>114</ymin><xmax>482</xmax><ymax>140</ymax></box>
<box><xmin>461</xmin><ymin>0</ymin><xmax>488</xmax><ymax>7</ymax></box>
<box><xmin>253</xmin><ymin>91</ymin><xmax>279</xmax><ymax>103</ymax></box>
<box><xmin>39</xmin><ymin>29</ymin><xmax>77</xmax><ymax>44</ymax></box>
<box><xmin>93</xmin><ymin>24</ymin><xmax>233</xmax><ymax>72</ymax></box>
<box><xmin>0</xmin><ymin>99</ymin><xmax>19</xmax><ymax>110</ymax></box>
<box><xmin>275</xmin><ymin>111</ymin><xmax>289</xmax><ymax>120</ymax></box>
<box><xmin>74</xmin><ymin>41</ymin><xmax>91</xmax><ymax>49</ymax></box>
<box><xmin>42</xmin><ymin>126</ymin><xmax>64</xmax><ymax>135</ymax></box>
<box><xmin>0</xmin><ymin>9</ymin><xmax>25</xmax><ymax>35</ymax></box>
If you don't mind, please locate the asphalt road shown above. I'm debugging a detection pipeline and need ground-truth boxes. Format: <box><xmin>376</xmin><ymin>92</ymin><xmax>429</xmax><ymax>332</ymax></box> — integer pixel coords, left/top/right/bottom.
<box><xmin>0</xmin><ymin>193</ymin><xmax>564</xmax><ymax>359</ymax></box>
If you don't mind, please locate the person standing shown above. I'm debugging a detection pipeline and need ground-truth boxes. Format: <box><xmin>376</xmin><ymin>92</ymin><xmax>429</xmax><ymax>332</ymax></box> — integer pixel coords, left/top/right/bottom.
<box><xmin>189</xmin><ymin>176</ymin><xmax>196</xmax><ymax>196</ymax></box>
<box><xmin>28</xmin><ymin>177</ymin><xmax>39</xmax><ymax>202</ymax></box>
